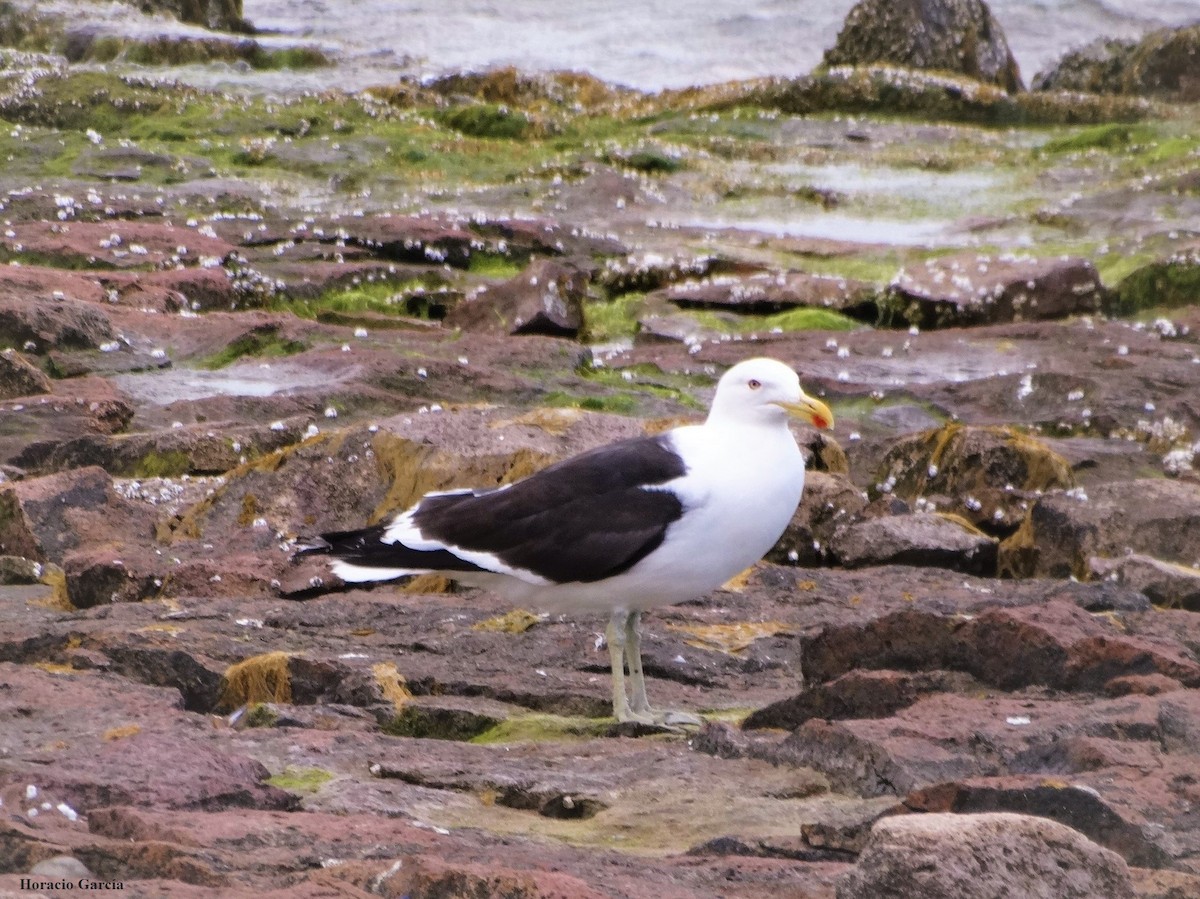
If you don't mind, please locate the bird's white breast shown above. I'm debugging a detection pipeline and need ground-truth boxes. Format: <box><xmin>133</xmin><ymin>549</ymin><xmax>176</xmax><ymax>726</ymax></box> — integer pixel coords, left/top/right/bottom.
<box><xmin>535</xmin><ymin>420</ymin><xmax>806</xmax><ymax>614</ymax></box>
<box><xmin>653</xmin><ymin>422</ymin><xmax>805</xmax><ymax>584</ymax></box>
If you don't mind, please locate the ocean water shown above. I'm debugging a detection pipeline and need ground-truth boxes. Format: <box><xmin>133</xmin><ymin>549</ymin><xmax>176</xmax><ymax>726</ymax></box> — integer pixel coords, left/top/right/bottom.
<box><xmin>243</xmin><ymin>0</ymin><xmax>1200</xmax><ymax>92</ymax></box>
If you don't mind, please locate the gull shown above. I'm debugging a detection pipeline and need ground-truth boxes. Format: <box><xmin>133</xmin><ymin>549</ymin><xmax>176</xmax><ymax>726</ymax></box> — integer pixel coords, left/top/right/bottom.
<box><xmin>296</xmin><ymin>357</ymin><xmax>833</xmax><ymax>725</ymax></box>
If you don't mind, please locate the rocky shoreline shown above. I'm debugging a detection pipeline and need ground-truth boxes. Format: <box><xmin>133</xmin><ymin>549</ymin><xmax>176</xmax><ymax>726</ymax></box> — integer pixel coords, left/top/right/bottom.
<box><xmin>1</xmin><ymin>0</ymin><xmax>1199</xmax><ymax>896</ymax></box>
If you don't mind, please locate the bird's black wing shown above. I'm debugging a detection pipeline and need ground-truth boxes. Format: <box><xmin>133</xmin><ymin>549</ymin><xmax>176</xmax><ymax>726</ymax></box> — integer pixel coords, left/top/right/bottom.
<box><xmin>410</xmin><ymin>433</ymin><xmax>688</xmax><ymax>584</ymax></box>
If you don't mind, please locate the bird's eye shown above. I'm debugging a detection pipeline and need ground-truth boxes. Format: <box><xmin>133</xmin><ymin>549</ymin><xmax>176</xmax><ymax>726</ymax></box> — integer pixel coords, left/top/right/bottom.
<box><xmin>748</xmin><ymin>379</ymin><xmax>762</xmax><ymax>390</ymax></box>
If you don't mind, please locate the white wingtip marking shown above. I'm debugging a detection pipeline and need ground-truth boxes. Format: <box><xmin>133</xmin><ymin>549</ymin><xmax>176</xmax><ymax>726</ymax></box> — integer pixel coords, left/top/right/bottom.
<box><xmin>331</xmin><ymin>561</ymin><xmax>426</xmax><ymax>583</ymax></box>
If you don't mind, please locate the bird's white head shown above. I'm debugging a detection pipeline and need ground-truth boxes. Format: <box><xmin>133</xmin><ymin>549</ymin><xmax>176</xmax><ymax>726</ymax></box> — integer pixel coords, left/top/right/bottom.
<box><xmin>708</xmin><ymin>357</ymin><xmax>834</xmax><ymax>430</ymax></box>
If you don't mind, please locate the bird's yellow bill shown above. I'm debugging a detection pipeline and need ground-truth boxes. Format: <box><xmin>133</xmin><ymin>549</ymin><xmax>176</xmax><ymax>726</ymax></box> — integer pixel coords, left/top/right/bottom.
<box><xmin>775</xmin><ymin>394</ymin><xmax>834</xmax><ymax>430</ymax></box>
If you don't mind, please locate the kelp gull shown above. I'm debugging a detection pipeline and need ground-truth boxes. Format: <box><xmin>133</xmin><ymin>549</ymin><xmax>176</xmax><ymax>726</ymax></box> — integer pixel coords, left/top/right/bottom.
<box><xmin>297</xmin><ymin>357</ymin><xmax>833</xmax><ymax>724</ymax></box>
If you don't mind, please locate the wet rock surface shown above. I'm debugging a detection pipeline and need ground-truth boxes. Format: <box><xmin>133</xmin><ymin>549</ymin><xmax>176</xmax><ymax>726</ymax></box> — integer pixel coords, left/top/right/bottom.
<box><xmin>0</xmin><ymin>1</ymin><xmax>1198</xmax><ymax>896</ymax></box>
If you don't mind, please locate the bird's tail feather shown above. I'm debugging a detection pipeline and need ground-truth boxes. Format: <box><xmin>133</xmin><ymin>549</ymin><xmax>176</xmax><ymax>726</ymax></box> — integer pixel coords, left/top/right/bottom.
<box><xmin>294</xmin><ymin>523</ymin><xmax>488</xmax><ymax>583</ymax></box>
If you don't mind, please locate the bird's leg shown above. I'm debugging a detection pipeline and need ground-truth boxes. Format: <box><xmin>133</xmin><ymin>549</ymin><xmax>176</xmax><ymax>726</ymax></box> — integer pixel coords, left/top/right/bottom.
<box><xmin>607</xmin><ymin>608</ymin><xmax>648</xmax><ymax>724</ymax></box>
<box><xmin>625</xmin><ymin>609</ymin><xmax>652</xmax><ymax>715</ymax></box>
<box><xmin>625</xmin><ymin>609</ymin><xmax>702</xmax><ymax>728</ymax></box>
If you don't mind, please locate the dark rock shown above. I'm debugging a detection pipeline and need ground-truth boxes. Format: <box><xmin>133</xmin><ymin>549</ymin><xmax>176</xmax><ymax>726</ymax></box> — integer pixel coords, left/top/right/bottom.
<box><xmin>1104</xmin><ymin>673</ymin><xmax>1183</xmax><ymax>697</ymax></box>
<box><xmin>658</xmin><ymin>271</ymin><xmax>879</xmax><ymax>320</ymax></box>
<box><xmin>344</xmin><ymin>214</ymin><xmax>479</xmax><ymax>268</ymax></box>
<box><xmin>777</xmin><ymin>713</ymin><xmax>979</xmax><ymax>797</ymax></box>
<box><xmin>904</xmin><ymin>778</ymin><xmax>1173</xmax><ymax>869</ymax></box>
<box><xmin>873</xmin><ymin>424</ymin><xmax>1075</xmax><ymax>534</ymax></box>
<box><xmin>596</xmin><ymin>253</ymin><xmax>723</xmax><ymax>295</ymax></box>
<box><xmin>471</xmin><ymin>216</ymin><xmax>627</xmax><ymax>260</ymax></box>
<box><xmin>1089</xmin><ymin>554</ymin><xmax>1200</xmax><ymax>611</ymax></box>
<box><xmin>836</xmin><ymin>812</ymin><xmax>1134</xmax><ymax>899</ymax></box>
<box><xmin>800</xmin><ymin>800</ymin><xmax>897</xmax><ymax>855</ymax></box>
<box><xmin>970</xmin><ymin>598</ymin><xmax>1200</xmax><ymax>690</ymax></box>
<box><xmin>0</xmin><ymin>662</ymin><xmax>289</xmax><ymax>811</ymax></box>
<box><xmin>2</xmin><ymin>378</ymin><xmax>137</xmax><ymax>472</ymax></box>
<box><xmin>691</xmin><ymin>720</ymin><xmax>752</xmax><ymax>758</ymax></box>
<box><xmin>740</xmin><ymin>65</ymin><xmax>1149</xmax><ymax>126</ymax></box>
<box><xmin>824</xmin><ymin>0</ymin><xmax>1023</xmax><ymax>93</ymax></box>
<box><xmin>801</xmin><ymin>431</ymin><xmax>851</xmax><ymax>476</ymax></box>
<box><xmin>0</xmin><ymin>294</ymin><xmax>114</xmax><ymax>353</ymax></box>
<box><xmin>1157</xmin><ymin>690</ymin><xmax>1200</xmax><ymax>753</ymax></box>
<box><xmin>803</xmin><ymin>599</ymin><xmax>1200</xmax><ymax>691</ymax></box>
<box><xmin>744</xmin><ymin>669</ymin><xmax>979</xmax><ymax>730</ymax></box>
<box><xmin>0</xmin><ymin>466</ymin><xmax>153</xmax><ymax>564</ymax></box>
<box><xmin>0</xmin><ymin>555</ymin><xmax>44</xmax><ymax>584</ymax></box>
<box><xmin>62</xmin><ymin>546</ymin><xmax>161</xmax><ymax>607</ymax></box>
<box><xmin>383</xmin><ymin>696</ymin><xmax>507</xmax><ymax>741</ymax></box>
<box><xmin>135</xmin><ymin>0</ymin><xmax>251</xmax><ymax>33</ymax></box>
<box><xmin>424</xmin><ymin>66</ymin><xmax>617</xmax><ymax>109</ymax></box>
<box><xmin>0</xmin><ymin>349</ymin><xmax>52</xmax><ymax>399</ymax></box>
<box><xmin>1032</xmin><ymin>37</ymin><xmax>1140</xmax><ymax>95</ymax></box>
<box><xmin>768</xmin><ymin>470</ymin><xmax>868</xmax><ymax>566</ymax></box>
<box><xmin>1000</xmin><ymin>479</ymin><xmax>1200</xmax><ymax>580</ymax></box>
<box><xmin>47</xmin><ymin>731</ymin><xmax>297</xmax><ymax>812</ymax></box>
<box><xmin>140</xmin><ymin>266</ymin><xmax>237</xmax><ymax>312</ymax></box>
<box><xmin>0</xmin><ymin>219</ymin><xmax>235</xmax><ymax>274</ymax></box>
<box><xmin>1034</xmin><ymin>25</ymin><xmax>1200</xmax><ymax>101</ymax></box>
<box><xmin>1124</xmin><ymin>24</ymin><xmax>1200</xmax><ymax>100</ymax></box>
<box><xmin>760</xmin><ymin>685</ymin><xmax>1200</xmax><ymax>871</ymax></box>
<box><xmin>447</xmin><ymin>258</ymin><xmax>589</xmax><ymax>337</ymax></box>
<box><xmin>28</xmin><ymin>418</ymin><xmax>306</xmax><ymax>477</ymax></box>
<box><xmin>636</xmin><ymin>309</ymin><xmax>726</xmax><ymax>345</ymax></box>
<box><xmin>101</xmin><ymin>645</ymin><xmax>224</xmax><ymax>712</ymax></box>
<box><xmin>1130</xmin><ymin>870</ymin><xmax>1200</xmax><ymax>899</ymax></box>
<box><xmin>830</xmin><ymin>512</ymin><xmax>998</xmax><ymax>574</ymax></box>
<box><xmin>887</xmin><ymin>253</ymin><xmax>1103</xmax><ymax>328</ymax></box>
<box><xmin>0</xmin><ymin>800</ymin><xmax>851</xmax><ymax>898</ymax></box>
<box><xmin>686</xmin><ymin>833</ymin><xmax>846</xmax><ymax>862</ymax></box>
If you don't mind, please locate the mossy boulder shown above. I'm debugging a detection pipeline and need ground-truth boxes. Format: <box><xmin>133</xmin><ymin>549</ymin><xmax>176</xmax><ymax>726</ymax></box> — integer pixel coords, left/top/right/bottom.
<box><xmin>438</xmin><ymin>103</ymin><xmax>534</xmax><ymax>140</ymax></box>
<box><xmin>1033</xmin><ymin>25</ymin><xmax>1200</xmax><ymax>101</ymax></box>
<box><xmin>1107</xmin><ymin>245</ymin><xmax>1200</xmax><ymax>317</ymax></box>
<box><xmin>0</xmin><ymin>69</ymin><xmax>179</xmax><ymax>132</ymax></box>
<box><xmin>999</xmin><ymin>479</ymin><xmax>1200</xmax><ymax>580</ymax></box>
<box><xmin>425</xmin><ymin>66</ymin><xmax>623</xmax><ymax>115</ymax></box>
<box><xmin>823</xmin><ymin>0</ymin><xmax>1022</xmax><ymax>93</ymax></box>
<box><xmin>683</xmin><ymin>67</ymin><xmax>1152</xmax><ymax>125</ymax></box>
<box><xmin>0</xmin><ymin>348</ymin><xmax>51</xmax><ymax>399</ymax></box>
<box><xmin>873</xmin><ymin>424</ymin><xmax>1075</xmax><ymax>535</ymax></box>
